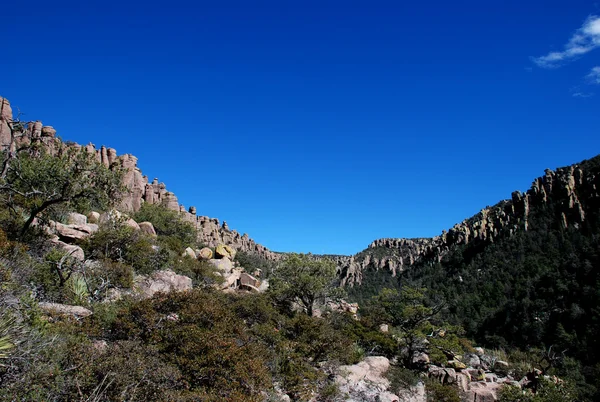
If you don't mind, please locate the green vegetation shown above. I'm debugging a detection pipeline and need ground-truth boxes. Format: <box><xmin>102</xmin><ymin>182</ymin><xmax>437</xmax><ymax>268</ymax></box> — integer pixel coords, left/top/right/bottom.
<box><xmin>268</xmin><ymin>253</ymin><xmax>344</xmax><ymax>316</ymax></box>
<box><xmin>0</xmin><ymin>146</ymin><xmax>123</xmax><ymax>237</ymax></box>
<box><xmin>2</xmin><ymin>109</ymin><xmax>600</xmax><ymax>400</ymax></box>
<box><xmin>347</xmin><ymin>155</ymin><xmax>600</xmax><ymax>400</ymax></box>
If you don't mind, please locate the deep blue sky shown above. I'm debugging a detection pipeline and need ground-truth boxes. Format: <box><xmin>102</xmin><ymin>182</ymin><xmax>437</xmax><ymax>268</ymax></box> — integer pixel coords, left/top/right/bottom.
<box><xmin>2</xmin><ymin>1</ymin><xmax>600</xmax><ymax>255</ymax></box>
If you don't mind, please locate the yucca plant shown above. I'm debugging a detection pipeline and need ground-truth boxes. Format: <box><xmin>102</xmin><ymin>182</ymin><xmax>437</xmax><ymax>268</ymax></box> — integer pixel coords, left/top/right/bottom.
<box><xmin>0</xmin><ymin>315</ymin><xmax>17</xmax><ymax>360</ymax></box>
<box><xmin>67</xmin><ymin>272</ymin><xmax>90</xmax><ymax>305</ymax></box>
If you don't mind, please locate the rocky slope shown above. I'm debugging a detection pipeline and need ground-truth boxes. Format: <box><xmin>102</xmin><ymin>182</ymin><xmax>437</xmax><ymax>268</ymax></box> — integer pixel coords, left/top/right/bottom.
<box><xmin>336</xmin><ymin>157</ymin><xmax>599</xmax><ymax>287</ymax></box>
<box><xmin>0</xmin><ymin>96</ymin><xmax>278</xmax><ymax>261</ymax></box>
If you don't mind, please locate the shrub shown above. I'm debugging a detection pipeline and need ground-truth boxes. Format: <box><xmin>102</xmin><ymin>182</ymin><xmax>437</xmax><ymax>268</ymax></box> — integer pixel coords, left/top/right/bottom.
<box><xmin>132</xmin><ymin>203</ymin><xmax>197</xmax><ymax>246</ymax></box>
<box><xmin>425</xmin><ymin>379</ymin><xmax>460</xmax><ymax>402</ymax></box>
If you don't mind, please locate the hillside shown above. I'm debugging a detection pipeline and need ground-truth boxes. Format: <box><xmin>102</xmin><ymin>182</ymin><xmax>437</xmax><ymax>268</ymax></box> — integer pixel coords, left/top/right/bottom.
<box><xmin>340</xmin><ymin>154</ymin><xmax>600</xmax><ymax>400</ymax></box>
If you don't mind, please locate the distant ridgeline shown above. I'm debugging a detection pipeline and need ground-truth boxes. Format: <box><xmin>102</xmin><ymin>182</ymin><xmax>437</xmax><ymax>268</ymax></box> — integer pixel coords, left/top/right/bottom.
<box><xmin>0</xmin><ymin>96</ymin><xmax>278</xmax><ymax>261</ymax></box>
<box><xmin>335</xmin><ymin>157</ymin><xmax>597</xmax><ymax>291</ymax></box>
<box><xmin>339</xmin><ymin>152</ymin><xmax>600</xmax><ymax>381</ymax></box>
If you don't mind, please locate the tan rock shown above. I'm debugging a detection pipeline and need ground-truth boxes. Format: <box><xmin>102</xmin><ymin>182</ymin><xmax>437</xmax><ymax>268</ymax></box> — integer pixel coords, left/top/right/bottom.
<box><xmin>66</xmin><ymin>212</ymin><xmax>87</xmax><ymax>226</ymax></box>
<box><xmin>197</xmin><ymin>247</ymin><xmax>213</xmax><ymax>260</ymax></box>
<box><xmin>336</xmin><ymin>356</ymin><xmax>400</xmax><ymax>402</ymax></box>
<box><xmin>87</xmin><ymin>211</ymin><xmax>100</xmax><ymax>224</ymax></box>
<box><xmin>133</xmin><ymin>270</ymin><xmax>193</xmax><ymax>299</ymax></box>
<box><xmin>465</xmin><ymin>381</ymin><xmax>502</xmax><ymax>402</ymax></box>
<box><xmin>39</xmin><ymin>302</ymin><xmax>92</xmax><ymax>317</ymax></box>
<box><xmin>183</xmin><ymin>247</ymin><xmax>196</xmax><ymax>259</ymax></box>
<box><xmin>52</xmin><ymin>221</ymin><xmax>98</xmax><ymax>241</ymax></box>
<box><xmin>41</xmin><ymin>126</ymin><xmax>56</xmax><ymax>137</ymax></box>
<box><xmin>138</xmin><ymin>221</ymin><xmax>157</xmax><ymax>236</ymax></box>
<box><xmin>239</xmin><ymin>272</ymin><xmax>260</xmax><ymax>291</ymax></box>
<box><xmin>125</xmin><ymin>218</ymin><xmax>140</xmax><ymax>231</ymax></box>
<box><xmin>0</xmin><ymin>97</ymin><xmax>13</xmax><ymax>147</ymax></box>
<box><xmin>209</xmin><ymin>257</ymin><xmax>233</xmax><ymax>273</ymax></box>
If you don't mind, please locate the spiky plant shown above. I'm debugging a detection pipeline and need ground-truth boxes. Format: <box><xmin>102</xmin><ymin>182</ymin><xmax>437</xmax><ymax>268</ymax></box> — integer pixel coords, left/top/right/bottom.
<box><xmin>0</xmin><ymin>315</ymin><xmax>17</xmax><ymax>359</ymax></box>
<box><xmin>67</xmin><ymin>273</ymin><xmax>90</xmax><ymax>305</ymax></box>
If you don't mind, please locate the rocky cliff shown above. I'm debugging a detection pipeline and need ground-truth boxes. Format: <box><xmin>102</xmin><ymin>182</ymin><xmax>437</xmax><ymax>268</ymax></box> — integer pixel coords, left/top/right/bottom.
<box><xmin>0</xmin><ymin>96</ymin><xmax>278</xmax><ymax>261</ymax></box>
<box><xmin>337</xmin><ymin>158</ymin><xmax>600</xmax><ymax>287</ymax></box>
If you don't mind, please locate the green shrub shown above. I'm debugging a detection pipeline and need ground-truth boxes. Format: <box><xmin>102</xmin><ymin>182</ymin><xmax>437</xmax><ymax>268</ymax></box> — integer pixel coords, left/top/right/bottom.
<box><xmin>171</xmin><ymin>255</ymin><xmax>222</xmax><ymax>287</ymax></box>
<box><xmin>425</xmin><ymin>379</ymin><xmax>460</xmax><ymax>402</ymax></box>
<box><xmin>132</xmin><ymin>203</ymin><xmax>197</xmax><ymax>246</ymax></box>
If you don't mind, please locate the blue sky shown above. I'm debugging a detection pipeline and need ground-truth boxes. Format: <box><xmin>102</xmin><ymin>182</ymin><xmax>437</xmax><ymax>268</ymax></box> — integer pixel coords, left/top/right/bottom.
<box><xmin>1</xmin><ymin>1</ymin><xmax>600</xmax><ymax>255</ymax></box>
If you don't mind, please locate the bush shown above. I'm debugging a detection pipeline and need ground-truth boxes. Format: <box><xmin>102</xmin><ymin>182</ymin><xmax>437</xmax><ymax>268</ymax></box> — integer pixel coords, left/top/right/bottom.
<box><xmin>387</xmin><ymin>365</ymin><xmax>421</xmax><ymax>394</ymax></box>
<box><xmin>132</xmin><ymin>203</ymin><xmax>197</xmax><ymax>247</ymax></box>
<box><xmin>82</xmin><ymin>221</ymin><xmax>166</xmax><ymax>275</ymax></box>
<box><xmin>425</xmin><ymin>379</ymin><xmax>460</xmax><ymax>402</ymax></box>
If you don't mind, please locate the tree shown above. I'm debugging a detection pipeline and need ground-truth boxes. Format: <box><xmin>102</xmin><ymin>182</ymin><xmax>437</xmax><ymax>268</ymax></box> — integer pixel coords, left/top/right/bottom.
<box><xmin>366</xmin><ymin>286</ymin><xmax>448</xmax><ymax>368</ymax></box>
<box><xmin>0</xmin><ymin>146</ymin><xmax>124</xmax><ymax>237</ymax></box>
<box><xmin>268</xmin><ymin>253</ymin><xmax>344</xmax><ymax>316</ymax></box>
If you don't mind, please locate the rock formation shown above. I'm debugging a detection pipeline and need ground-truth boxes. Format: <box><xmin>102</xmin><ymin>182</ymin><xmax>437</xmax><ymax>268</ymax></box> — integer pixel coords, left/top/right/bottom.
<box><xmin>0</xmin><ymin>96</ymin><xmax>278</xmax><ymax>262</ymax></box>
<box><xmin>335</xmin><ymin>160</ymin><xmax>600</xmax><ymax>287</ymax></box>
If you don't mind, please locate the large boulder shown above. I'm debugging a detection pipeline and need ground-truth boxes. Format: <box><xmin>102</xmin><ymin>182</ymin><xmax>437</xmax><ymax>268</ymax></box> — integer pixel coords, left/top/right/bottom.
<box><xmin>133</xmin><ymin>270</ymin><xmax>193</xmax><ymax>299</ymax></box>
<box><xmin>215</xmin><ymin>244</ymin><xmax>235</xmax><ymax>259</ymax></box>
<box><xmin>209</xmin><ymin>257</ymin><xmax>233</xmax><ymax>273</ymax></box>
<box><xmin>52</xmin><ymin>221</ymin><xmax>98</xmax><ymax>241</ymax></box>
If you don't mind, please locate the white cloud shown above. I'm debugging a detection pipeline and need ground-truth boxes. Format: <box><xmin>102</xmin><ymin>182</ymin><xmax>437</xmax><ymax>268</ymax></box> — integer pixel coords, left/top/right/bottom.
<box><xmin>570</xmin><ymin>86</ymin><xmax>594</xmax><ymax>97</ymax></box>
<box><xmin>587</xmin><ymin>66</ymin><xmax>600</xmax><ymax>83</ymax></box>
<box><xmin>532</xmin><ymin>15</ymin><xmax>600</xmax><ymax>68</ymax></box>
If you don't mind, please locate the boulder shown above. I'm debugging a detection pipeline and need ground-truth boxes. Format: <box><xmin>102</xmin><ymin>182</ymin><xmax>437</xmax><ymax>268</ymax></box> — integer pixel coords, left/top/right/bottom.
<box><xmin>215</xmin><ymin>244</ymin><xmax>234</xmax><ymax>259</ymax></box>
<box><xmin>336</xmin><ymin>356</ymin><xmax>400</xmax><ymax>402</ymax></box>
<box><xmin>494</xmin><ymin>360</ymin><xmax>510</xmax><ymax>376</ymax></box>
<box><xmin>133</xmin><ymin>270</ymin><xmax>193</xmax><ymax>299</ymax></box>
<box><xmin>183</xmin><ymin>247</ymin><xmax>196</xmax><ymax>259</ymax></box>
<box><xmin>125</xmin><ymin>218</ymin><xmax>140</xmax><ymax>231</ymax></box>
<box><xmin>463</xmin><ymin>353</ymin><xmax>481</xmax><ymax>368</ymax></box>
<box><xmin>465</xmin><ymin>381</ymin><xmax>502</xmax><ymax>402</ymax></box>
<box><xmin>48</xmin><ymin>237</ymin><xmax>85</xmax><ymax>261</ymax></box>
<box><xmin>474</xmin><ymin>347</ymin><xmax>485</xmax><ymax>356</ymax></box>
<box><xmin>39</xmin><ymin>302</ymin><xmax>92</xmax><ymax>317</ymax></box>
<box><xmin>239</xmin><ymin>272</ymin><xmax>260</xmax><ymax>291</ymax></box>
<box><xmin>197</xmin><ymin>247</ymin><xmax>213</xmax><ymax>260</ymax></box>
<box><xmin>66</xmin><ymin>212</ymin><xmax>87</xmax><ymax>226</ymax></box>
<box><xmin>138</xmin><ymin>221</ymin><xmax>157</xmax><ymax>236</ymax></box>
<box><xmin>52</xmin><ymin>221</ymin><xmax>98</xmax><ymax>241</ymax></box>
<box><xmin>448</xmin><ymin>360</ymin><xmax>467</xmax><ymax>370</ymax></box>
<box><xmin>99</xmin><ymin>210</ymin><xmax>123</xmax><ymax>225</ymax></box>
<box><xmin>87</xmin><ymin>211</ymin><xmax>100</xmax><ymax>224</ymax></box>
<box><xmin>412</xmin><ymin>352</ymin><xmax>430</xmax><ymax>365</ymax></box>
<box><xmin>41</xmin><ymin>125</ymin><xmax>56</xmax><ymax>137</ymax></box>
<box><xmin>209</xmin><ymin>257</ymin><xmax>233</xmax><ymax>273</ymax></box>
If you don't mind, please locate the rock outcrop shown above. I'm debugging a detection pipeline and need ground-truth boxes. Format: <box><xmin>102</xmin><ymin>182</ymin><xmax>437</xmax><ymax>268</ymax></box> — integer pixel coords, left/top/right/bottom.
<box><xmin>335</xmin><ymin>356</ymin><xmax>408</xmax><ymax>402</ymax></box>
<box><xmin>0</xmin><ymin>96</ymin><xmax>278</xmax><ymax>262</ymax></box>
<box><xmin>133</xmin><ymin>270</ymin><xmax>193</xmax><ymax>299</ymax></box>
